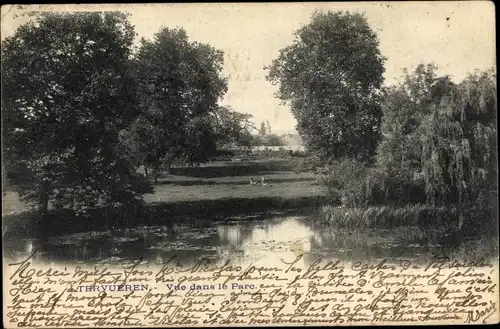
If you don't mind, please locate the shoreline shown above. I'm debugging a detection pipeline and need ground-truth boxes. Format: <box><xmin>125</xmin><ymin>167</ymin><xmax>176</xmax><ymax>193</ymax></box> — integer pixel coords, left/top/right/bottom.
<box><xmin>2</xmin><ymin>195</ymin><xmax>328</xmax><ymax>240</ymax></box>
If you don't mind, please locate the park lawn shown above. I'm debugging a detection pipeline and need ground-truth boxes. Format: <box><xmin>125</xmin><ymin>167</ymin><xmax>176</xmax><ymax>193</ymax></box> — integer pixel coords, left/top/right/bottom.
<box><xmin>144</xmin><ymin>157</ymin><xmax>325</xmax><ymax>203</ymax></box>
<box><xmin>144</xmin><ymin>177</ymin><xmax>326</xmax><ymax>204</ymax></box>
<box><xmin>2</xmin><ymin>157</ymin><xmax>325</xmax><ymax>215</ymax></box>
<box><xmin>154</xmin><ymin>171</ymin><xmax>317</xmax><ymax>185</ymax></box>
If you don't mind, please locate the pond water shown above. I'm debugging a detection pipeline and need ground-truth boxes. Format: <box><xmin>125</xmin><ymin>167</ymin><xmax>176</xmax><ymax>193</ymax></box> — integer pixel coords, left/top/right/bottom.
<box><xmin>3</xmin><ymin>213</ymin><xmax>451</xmax><ymax>267</ymax></box>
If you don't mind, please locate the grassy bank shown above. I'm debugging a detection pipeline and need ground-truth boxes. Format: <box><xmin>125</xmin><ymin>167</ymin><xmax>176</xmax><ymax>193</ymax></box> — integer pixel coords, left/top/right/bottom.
<box><xmin>316</xmin><ymin>203</ymin><xmax>499</xmax><ymax>261</ymax></box>
<box><xmin>318</xmin><ymin>204</ymin><xmax>460</xmax><ymax>229</ymax></box>
<box><xmin>320</xmin><ymin>203</ymin><xmax>497</xmax><ymax>230</ymax></box>
<box><xmin>318</xmin><ymin>203</ymin><xmax>498</xmax><ymax>245</ymax></box>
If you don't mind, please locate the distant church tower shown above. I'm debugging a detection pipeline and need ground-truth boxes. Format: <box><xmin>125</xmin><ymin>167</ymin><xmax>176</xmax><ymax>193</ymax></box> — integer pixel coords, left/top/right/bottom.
<box><xmin>259</xmin><ymin>121</ymin><xmax>266</xmax><ymax>136</ymax></box>
<box><xmin>266</xmin><ymin>120</ymin><xmax>271</xmax><ymax>134</ymax></box>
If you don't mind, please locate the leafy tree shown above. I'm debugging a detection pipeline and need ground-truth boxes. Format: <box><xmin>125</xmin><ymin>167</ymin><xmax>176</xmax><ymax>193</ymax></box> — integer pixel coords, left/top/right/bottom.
<box><xmin>237</xmin><ymin>130</ymin><xmax>255</xmax><ymax>150</ymax></box>
<box><xmin>133</xmin><ymin>27</ymin><xmax>227</xmax><ymax>181</ymax></box>
<box><xmin>374</xmin><ymin>66</ymin><xmax>497</xmax><ymax>211</ymax></box>
<box><xmin>250</xmin><ymin>134</ymin><xmax>263</xmax><ymax>147</ymax></box>
<box><xmin>249</xmin><ymin>134</ymin><xmax>285</xmax><ymax>147</ymax></box>
<box><xmin>376</xmin><ymin>64</ymin><xmax>438</xmax><ymax>173</ymax></box>
<box><xmin>420</xmin><ymin>69</ymin><xmax>497</xmax><ymax>209</ymax></box>
<box><xmin>212</xmin><ymin>106</ymin><xmax>255</xmax><ymax>148</ymax></box>
<box><xmin>374</xmin><ymin>64</ymin><xmax>439</xmax><ymax>203</ymax></box>
<box><xmin>262</xmin><ymin>134</ymin><xmax>285</xmax><ymax>146</ymax></box>
<box><xmin>178</xmin><ymin>115</ymin><xmax>218</xmax><ymax>167</ymax></box>
<box><xmin>266</xmin><ymin>11</ymin><xmax>386</xmax><ymax>163</ymax></box>
<box><xmin>2</xmin><ymin>12</ymin><xmax>152</xmax><ymax>215</ymax></box>
<box><xmin>117</xmin><ymin>116</ymin><xmax>162</xmax><ymax>181</ymax></box>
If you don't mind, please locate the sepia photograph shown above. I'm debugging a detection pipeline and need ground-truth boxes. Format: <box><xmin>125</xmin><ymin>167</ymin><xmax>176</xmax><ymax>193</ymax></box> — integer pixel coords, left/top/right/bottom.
<box><xmin>2</xmin><ymin>2</ymin><xmax>498</xmax><ymax>327</ymax></box>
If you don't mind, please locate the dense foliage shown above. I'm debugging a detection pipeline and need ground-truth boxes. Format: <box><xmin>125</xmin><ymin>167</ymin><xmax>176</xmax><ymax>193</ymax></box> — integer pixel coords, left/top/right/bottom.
<box><xmin>320</xmin><ymin>65</ymin><xmax>497</xmax><ymax>217</ymax></box>
<box><xmin>131</xmin><ymin>27</ymin><xmax>228</xmax><ymax>180</ymax></box>
<box><xmin>212</xmin><ymin>106</ymin><xmax>255</xmax><ymax>149</ymax></box>
<box><xmin>251</xmin><ymin>134</ymin><xmax>285</xmax><ymax>147</ymax></box>
<box><xmin>266</xmin><ymin>11</ymin><xmax>386</xmax><ymax>162</ymax></box>
<box><xmin>420</xmin><ymin>70</ymin><xmax>497</xmax><ymax>209</ymax></box>
<box><xmin>2</xmin><ymin>12</ymin><xmax>152</xmax><ymax>214</ymax></box>
<box><xmin>1</xmin><ymin>14</ymin><xmax>238</xmax><ymax>211</ymax></box>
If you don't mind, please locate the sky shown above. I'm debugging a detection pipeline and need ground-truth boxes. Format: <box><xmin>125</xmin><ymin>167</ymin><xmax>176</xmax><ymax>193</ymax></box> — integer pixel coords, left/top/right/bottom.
<box><xmin>1</xmin><ymin>2</ymin><xmax>496</xmax><ymax>134</ymax></box>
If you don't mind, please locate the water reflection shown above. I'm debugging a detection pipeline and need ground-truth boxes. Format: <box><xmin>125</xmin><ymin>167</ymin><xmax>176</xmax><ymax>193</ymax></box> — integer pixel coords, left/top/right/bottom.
<box><xmin>303</xmin><ymin>226</ymin><xmax>445</xmax><ymax>266</ymax></box>
<box><xmin>3</xmin><ymin>214</ymin><xmax>453</xmax><ymax>267</ymax></box>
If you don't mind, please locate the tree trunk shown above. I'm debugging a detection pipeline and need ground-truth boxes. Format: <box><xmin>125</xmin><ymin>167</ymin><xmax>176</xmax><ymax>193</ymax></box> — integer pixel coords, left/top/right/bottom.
<box><xmin>144</xmin><ymin>166</ymin><xmax>149</xmax><ymax>181</ymax></box>
<box><xmin>39</xmin><ymin>181</ymin><xmax>49</xmax><ymax>216</ymax></box>
<box><xmin>165</xmin><ymin>161</ymin><xmax>172</xmax><ymax>175</ymax></box>
<box><xmin>153</xmin><ymin>165</ymin><xmax>158</xmax><ymax>184</ymax></box>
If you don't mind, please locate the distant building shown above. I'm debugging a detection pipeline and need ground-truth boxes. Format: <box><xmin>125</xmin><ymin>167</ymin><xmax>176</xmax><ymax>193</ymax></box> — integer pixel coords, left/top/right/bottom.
<box><xmin>251</xmin><ymin>145</ymin><xmax>306</xmax><ymax>152</ymax></box>
<box><xmin>260</xmin><ymin>120</ymin><xmax>273</xmax><ymax>135</ymax></box>
<box><xmin>259</xmin><ymin>122</ymin><xmax>266</xmax><ymax>136</ymax></box>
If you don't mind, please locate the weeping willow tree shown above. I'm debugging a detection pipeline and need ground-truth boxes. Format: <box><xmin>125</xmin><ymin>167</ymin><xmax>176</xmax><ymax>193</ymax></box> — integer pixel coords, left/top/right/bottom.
<box><xmin>420</xmin><ymin>70</ymin><xmax>497</xmax><ymax>214</ymax></box>
<box><xmin>373</xmin><ymin>64</ymin><xmax>439</xmax><ymax>204</ymax></box>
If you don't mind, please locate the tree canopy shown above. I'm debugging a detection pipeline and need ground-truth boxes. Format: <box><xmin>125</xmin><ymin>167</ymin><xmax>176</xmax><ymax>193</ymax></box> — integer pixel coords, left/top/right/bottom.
<box><xmin>131</xmin><ymin>27</ymin><xmax>227</xmax><ymax>178</ymax></box>
<box><xmin>266</xmin><ymin>11</ymin><xmax>386</xmax><ymax>162</ymax></box>
<box><xmin>420</xmin><ymin>69</ymin><xmax>497</xmax><ymax>207</ymax></box>
<box><xmin>2</xmin><ymin>12</ymin><xmax>151</xmax><ymax>214</ymax></box>
<box><xmin>212</xmin><ymin>106</ymin><xmax>255</xmax><ymax>148</ymax></box>
<box><xmin>374</xmin><ymin>65</ymin><xmax>497</xmax><ymax>208</ymax></box>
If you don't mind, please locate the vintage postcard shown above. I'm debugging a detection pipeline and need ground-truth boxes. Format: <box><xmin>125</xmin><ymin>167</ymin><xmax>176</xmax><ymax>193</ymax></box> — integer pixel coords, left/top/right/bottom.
<box><xmin>2</xmin><ymin>2</ymin><xmax>498</xmax><ymax>327</ymax></box>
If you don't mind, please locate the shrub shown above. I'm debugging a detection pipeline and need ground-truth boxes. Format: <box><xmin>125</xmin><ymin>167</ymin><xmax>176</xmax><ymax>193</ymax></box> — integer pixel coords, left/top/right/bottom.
<box><xmin>374</xmin><ymin>167</ymin><xmax>427</xmax><ymax>205</ymax></box>
<box><xmin>320</xmin><ymin>158</ymin><xmax>374</xmax><ymax>206</ymax></box>
<box><xmin>320</xmin><ymin>156</ymin><xmax>428</xmax><ymax>207</ymax></box>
